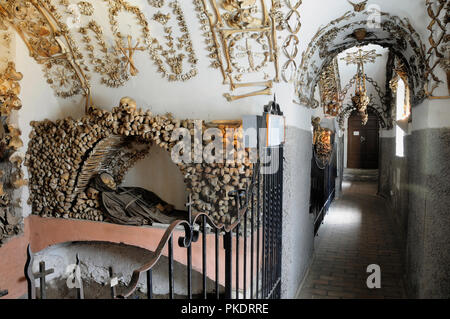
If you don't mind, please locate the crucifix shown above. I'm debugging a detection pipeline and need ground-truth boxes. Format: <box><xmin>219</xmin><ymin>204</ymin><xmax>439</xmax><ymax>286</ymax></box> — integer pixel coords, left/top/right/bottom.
<box><xmin>109</xmin><ymin>266</ymin><xmax>122</xmax><ymax>299</ymax></box>
<box><xmin>116</xmin><ymin>35</ymin><xmax>146</xmax><ymax>76</ymax></box>
<box><xmin>76</xmin><ymin>255</ymin><xmax>84</xmax><ymax>299</ymax></box>
<box><xmin>34</xmin><ymin>261</ymin><xmax>54</xmax><ymax>299</ymax></box>
<box><xmin>234</xmin><ymin>38</ymin><xmax>267</xmax><ymax>72</ymax></box>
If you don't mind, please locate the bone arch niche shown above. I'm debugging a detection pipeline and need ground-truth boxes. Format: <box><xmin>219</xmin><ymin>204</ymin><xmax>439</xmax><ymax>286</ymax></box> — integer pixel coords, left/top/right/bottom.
<box><xmin>25</xmin><ymin>105</ymin><xmax>253</xmax><ymax>226</ymax></box>
<box><xmin>296</xmin><ymin>10</ymin><xmax>427</xmax><ymax>108</ymax></box>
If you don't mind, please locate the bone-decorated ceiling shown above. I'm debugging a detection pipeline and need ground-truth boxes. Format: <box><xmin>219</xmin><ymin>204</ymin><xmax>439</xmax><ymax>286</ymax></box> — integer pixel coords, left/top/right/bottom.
<box><xmin>0</xmin><ymin>0</ymin><xmax>447</xmax><ymax>109</ymax></box>
<box><xmin>295</xmin><ymin>8</ymin><xmax>431</xmax><ymax>108</ymax></box>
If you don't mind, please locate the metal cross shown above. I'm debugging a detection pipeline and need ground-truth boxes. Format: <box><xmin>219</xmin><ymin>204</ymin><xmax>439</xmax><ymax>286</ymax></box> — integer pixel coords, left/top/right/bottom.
<box><xmin>75</xmin><ymin>254</ymin><xmax>84</xmax><ymax>299</ymax></box>
<box><xmin>34</xmin><ymin>261</ymin><xmax>54</xmax><ymax>299</ymax></box>
<box><xmin>108</xmin><ymin>266</ymin><xmax>122</xmax><ymax>299</ymax></box>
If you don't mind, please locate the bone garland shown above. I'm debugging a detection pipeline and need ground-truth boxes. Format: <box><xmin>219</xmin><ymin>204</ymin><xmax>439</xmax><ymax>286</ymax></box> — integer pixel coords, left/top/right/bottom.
<box><xmin>79</xmin><ymin>21</ymin><xmax>129</xmax><ymax>88</ymax></box>
<box><xmin>338</xmin><ymin>73</ymin><xmax>390</xmax><ymax>123</ymax></box>
<box><xmin>424</xmin><ymin>0</ymin><xmax>449</xmax><ymax>97</ymax></box>
<box><xmin>338</xmin><ymin>103</ymin><xmax>389</xmax><ymax>130</ymax></box>
<box><xmin>0</xmin><ymin>62</ymin><xmax>25</xmax><ymax>245</ymax></box>
<box><xmin>282</xmin><ymin>0</ymin><xmax>302</xmax><ymax>82</ymax></box>
<box><xmin>193</xmin><ymin>0</ymin><xmax>227</xmax><ymax>72</ymax></box>
<box><xmin>105</xmin><ymin>0</ymin><xmax>198</xmax><ymax>82</ymax></box>
<box><xmin>25</xmin><ymin>99</ymin><xmax>254</xmax><ymax>226</ymax></box>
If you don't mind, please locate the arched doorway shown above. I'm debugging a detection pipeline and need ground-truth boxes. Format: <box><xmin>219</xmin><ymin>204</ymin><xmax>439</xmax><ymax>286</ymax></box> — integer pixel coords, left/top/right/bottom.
<box><xmin>347</xmin><ymin>110</ymin><xmax>379</xmax><ymax>169</ymax></box>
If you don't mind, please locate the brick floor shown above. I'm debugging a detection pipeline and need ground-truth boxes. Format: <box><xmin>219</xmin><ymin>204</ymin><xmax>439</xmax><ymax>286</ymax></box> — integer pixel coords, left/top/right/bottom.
<box><xmin>298</xmin><ymin>181</ymin><xmax>406</xmax><ymax>299</ymax></box>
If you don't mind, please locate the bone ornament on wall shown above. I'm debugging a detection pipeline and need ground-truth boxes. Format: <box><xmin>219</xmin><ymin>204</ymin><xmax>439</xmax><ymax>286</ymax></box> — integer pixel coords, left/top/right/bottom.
<box><xmin>424</xmin><ymin>0</ymin><xmax>449</xmax><ymax>97</ymax></box>
<box><xmin>0</xmin><ymin>62</ymin><xmax>26</xmax><ymax>245</ymax></box>
<box><xmin>0</xmin><ymin>0</ymin><xmax>199</xmax><ymax>109</ymax></box>
<box><xmin>281</xmin><ymin>0</ymin><xmax>302</xmax><ymax>83</ymax></box>
<box><xmin>194</xmin><ymin>0</ymin><xmax>281</xmax><ymax>101</ymax></box>
<box><xmin>59</xmin><ymin>0</ymin><xmax>199</xmax><ymax>83</ymax></box>
<box><xmin>25</xmin><ymin>97</ymin><xmax>253</xmax><ymax>226</ymax></box>
<box><xmin>311</xmin><ymin>116</ymin><xmax>333</xmax><ymax>169</ymax></box>
<box><xmin>0</xmin><ymin>0</ymin><xmax>91</xmax><ymax>105</ymax></box>
<box><xmin>318</xmin><ymin>57</ymin><xmax>341</xmax><ymax>117</ymax></box>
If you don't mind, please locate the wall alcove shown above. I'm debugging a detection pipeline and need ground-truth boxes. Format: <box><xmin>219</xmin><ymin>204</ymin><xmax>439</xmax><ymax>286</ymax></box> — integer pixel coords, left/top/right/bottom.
<box><xmin>25</xmin><ymin>103</ymin><xmax>254</xmax><ymax>227</ymax></box>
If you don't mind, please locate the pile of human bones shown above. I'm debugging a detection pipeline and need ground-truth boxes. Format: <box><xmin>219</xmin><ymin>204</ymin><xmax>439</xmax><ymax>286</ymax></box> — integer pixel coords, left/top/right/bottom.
<box><xmin>0</xmin><ymin>62</ymin><xmax>26</xmax><ymax>244</ymax></box>
<box><xmin>25</xmin><ymin>98</ymin><xmax>254</xmax><ymax>226</ymax></box>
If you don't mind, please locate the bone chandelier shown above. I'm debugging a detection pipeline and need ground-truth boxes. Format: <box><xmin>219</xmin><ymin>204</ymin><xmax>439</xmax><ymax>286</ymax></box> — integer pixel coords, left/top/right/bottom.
<box><xmin>342</xmin><ymin>49</ymin><xmax>381</xmax><ymax>125</ymax></box>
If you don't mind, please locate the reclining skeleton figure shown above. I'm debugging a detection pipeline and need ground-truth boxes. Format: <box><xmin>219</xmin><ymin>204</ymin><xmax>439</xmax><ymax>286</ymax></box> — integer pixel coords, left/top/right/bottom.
<box><xmin>90</xmin><ymin>173</ymin><xmax>188</xmax><ymax>226</ymax></box>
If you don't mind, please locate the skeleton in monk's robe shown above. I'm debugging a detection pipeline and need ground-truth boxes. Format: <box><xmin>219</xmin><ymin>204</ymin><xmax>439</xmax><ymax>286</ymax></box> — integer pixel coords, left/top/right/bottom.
<box><xmin>90</xmin><ymin>173</ymin><xmax>187</xmax><ymax>226</ymax></box>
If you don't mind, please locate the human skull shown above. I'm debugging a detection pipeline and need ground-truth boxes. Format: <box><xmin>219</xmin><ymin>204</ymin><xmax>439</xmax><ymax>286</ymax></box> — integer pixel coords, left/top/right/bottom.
<box><xmin>119</xmin><ymin>97</ymin><xmax>137</xmax><ymax>113</ymax></box>
<box><xmin>100</xmin><ymin>173</ymin><xmax>117</xmax><ymax>191</ymax></box>
<box><xmin>86</xmin><ymin>187</ymin><xmax>99</xmax><ymax>199</ymax></box>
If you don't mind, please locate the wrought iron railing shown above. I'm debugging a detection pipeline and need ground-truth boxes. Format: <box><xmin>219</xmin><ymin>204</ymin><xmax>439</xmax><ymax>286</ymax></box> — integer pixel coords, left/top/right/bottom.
<box><xmin>119</xmin><ymin>145</ymin><xmax>284</xmax><ymax>300</ymax></box>
<box><xmin>310</xmin><ymin>146</ymin><xmax>337</xmax><ymax>236</ymax></box>
<box><xmin>24</xmin><ymin>144</ymin><xmax>284</xmax><ymax>300</ymax></box>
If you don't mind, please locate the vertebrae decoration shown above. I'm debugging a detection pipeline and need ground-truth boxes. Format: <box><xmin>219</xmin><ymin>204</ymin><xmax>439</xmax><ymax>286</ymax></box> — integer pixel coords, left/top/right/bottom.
<box><xmin>318</xmin><ymin>58</ymin><xmax>341</xmax><ymax>117</ymax></box>
<box><xmin>281</xmin><ymin>0</ymin><xmax>302</xmax><ymax>83</ymax></box>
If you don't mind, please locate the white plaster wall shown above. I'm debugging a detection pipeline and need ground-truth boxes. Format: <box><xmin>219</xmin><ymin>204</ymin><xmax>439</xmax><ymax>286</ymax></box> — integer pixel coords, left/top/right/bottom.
<box><xmin>412</xmin><ymin>99</ymin><xmax>450</xmax><ymax>131</ymax></box>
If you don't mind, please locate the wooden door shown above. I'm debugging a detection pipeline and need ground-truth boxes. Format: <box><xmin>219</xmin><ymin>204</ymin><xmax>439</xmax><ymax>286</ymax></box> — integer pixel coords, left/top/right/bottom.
<box><xmin>347</xmin><ymin>111</ymin><xmax>379</xmax><ymax>169</ymax></box>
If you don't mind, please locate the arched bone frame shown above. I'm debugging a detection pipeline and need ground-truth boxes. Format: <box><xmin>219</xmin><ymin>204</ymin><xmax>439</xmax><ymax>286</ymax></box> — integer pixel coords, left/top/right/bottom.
<box><xmin>25</xmin><ymin>105</ymin><xmax>254</xmax><ymax>227</ymax></box>
<box><xmin>337</xmin><ymin>103</ymin><xmax>389</xmax><ymax>130</ymax></box>
<box><xmin>295</xmin><ymin>10</ymin><xmax>427</xmax><ymax>108</ymax></box>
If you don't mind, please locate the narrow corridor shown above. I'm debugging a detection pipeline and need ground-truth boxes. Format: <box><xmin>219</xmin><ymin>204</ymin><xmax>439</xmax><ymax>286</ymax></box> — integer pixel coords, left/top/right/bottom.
<box><xmin>298</xmin><ymin>180</ymin><xmax>406</xmax><ymax>299</ymax></box>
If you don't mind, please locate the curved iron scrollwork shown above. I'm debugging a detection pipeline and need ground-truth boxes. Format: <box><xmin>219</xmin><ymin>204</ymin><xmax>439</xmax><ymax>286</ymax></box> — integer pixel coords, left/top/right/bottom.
<box><xmin>117</xmin><ymin>204</ymin><xmax>248</xmax><ymax>298</ymax></box>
